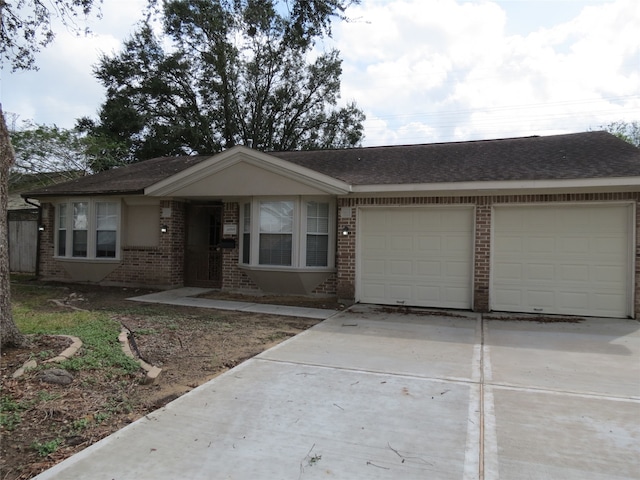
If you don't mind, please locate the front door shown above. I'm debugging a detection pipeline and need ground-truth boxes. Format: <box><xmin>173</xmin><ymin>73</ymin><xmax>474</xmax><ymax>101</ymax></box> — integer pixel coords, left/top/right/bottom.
<box><xmin>185</xmin><ymin>204</ymin><xmax>223</xmax><ymax>288</ymax></box>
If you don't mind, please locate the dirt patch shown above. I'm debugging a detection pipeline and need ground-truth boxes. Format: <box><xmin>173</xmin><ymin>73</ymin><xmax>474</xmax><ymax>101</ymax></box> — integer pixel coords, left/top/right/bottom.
<box><xmin>198</xmin><ymin>290</ymin><xmax>347</xmax><ymax>311</ymax></box>
<box><xmin>375</xmin><ymin>306</ymin><xmax>468</xmax><ymax>317</ymax></box>
<box><xmin>484</xmin><ymin>314</ymin><xmax>585</xmax><ymax>323</ymax></box>
<box><xmin>1</xmin><ymin>283</ymin><xmax>322</xmax><ymax>479</ymax></box>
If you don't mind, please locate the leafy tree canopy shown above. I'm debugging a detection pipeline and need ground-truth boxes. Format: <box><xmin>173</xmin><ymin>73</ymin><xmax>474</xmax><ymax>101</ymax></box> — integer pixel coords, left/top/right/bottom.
<box><xmin>86</xmin><ymin>0</ymin><xmax>364</xmax><ymax>162</ymax></box>
<box><xmin>601</xmin><ymin>120</ymin><xmax>640</xmax><ymax>148</ymax></box>
<box><xmin>10</xmin><ymin>121</ymin><xmax>128</xmax><ymax>181</ymax></box>
<box><xmin>0</xmin><ymin>0</ymin><xmax>102</xmax><ymax>71</ymax></box>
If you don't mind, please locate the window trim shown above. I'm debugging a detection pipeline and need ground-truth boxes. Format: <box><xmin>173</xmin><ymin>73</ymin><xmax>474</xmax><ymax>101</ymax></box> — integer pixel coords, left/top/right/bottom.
<box><xmin>240</xmin><ymin>196</ymin><xmax>335</xmax><ymax>270</ymax></box>
<box><xmin>54</xmin><ymin>198</ymin><xmax>122</xmax><ymax>261</ymax></box>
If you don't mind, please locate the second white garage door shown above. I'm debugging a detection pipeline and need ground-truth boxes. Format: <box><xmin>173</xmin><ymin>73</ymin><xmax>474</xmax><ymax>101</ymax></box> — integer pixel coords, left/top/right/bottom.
<box><xmin>492</xmin><ymin>204</ymin><xmax>632</xmax><ymax>318</ymax></box>
<box><xmin>357</xmin><ymin>207</ymin><xmax>474</xmax><ymax>309</ymax></box>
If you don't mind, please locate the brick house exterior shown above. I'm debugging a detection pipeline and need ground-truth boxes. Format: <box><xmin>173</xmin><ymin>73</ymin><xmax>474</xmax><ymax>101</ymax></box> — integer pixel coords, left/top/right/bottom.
<box><xmin>25</xmin><ymin>132</ymin><xmax>640</xmax><ymax>318</ymax></box>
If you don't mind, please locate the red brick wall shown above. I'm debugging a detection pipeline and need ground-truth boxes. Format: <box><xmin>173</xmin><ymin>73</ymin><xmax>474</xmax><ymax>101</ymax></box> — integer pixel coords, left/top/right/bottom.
<box><xmin>338</xmin><ymin>192</ymin><xmax>640</xmax><ymax>317</ymax></box>
<box><xmin>38</xmin><ymin>200</ymin><xmax>187</xmax><ymax>288</ymax></box>
<box><xmin>37</xmin><ymin>192</ymin><xmax>640</xmax><ymax>318</ymax></box>
<box><xmin>38</xmin><ymin>203</ymin><xmax>71</xmax><ymax>281</ymax></box>
<box><xmin>106</xmin><ymin>200</ymin><xmax>186</xmax><ymax>287</ymax></box>
<box><xmin>221</xmin><ymin>202</ymin><xmax>259</xmax><ymax>291</ymax></box>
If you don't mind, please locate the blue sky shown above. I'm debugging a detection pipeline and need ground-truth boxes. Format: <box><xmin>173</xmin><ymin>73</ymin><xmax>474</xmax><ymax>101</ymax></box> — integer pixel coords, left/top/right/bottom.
<box><xmin>1</xmin><ymin>0</ymin><xmax>639</xmax><ymax>147</ymax></box>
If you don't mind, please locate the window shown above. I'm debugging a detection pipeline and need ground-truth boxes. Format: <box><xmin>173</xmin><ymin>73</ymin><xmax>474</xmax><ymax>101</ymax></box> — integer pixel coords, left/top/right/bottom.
<box><xmin>306</xmin><ymin>201</ymin><xmax>329</xmax><ymax>267</ymax></box>
<box><xmin>56</xmin><ymin>200</ymin><xmax>120</xmax><ymax>259</ymax></box>
<box><xmin>96</xmin><ymin>202</ymin><xmax>118</xmax><ymax>258</ymax></box>
<box><xmin>242</xmin><ymin>203</ymin><xmax>251</xmax><ymax>264</ymax></box>
<box><xmin>241</xmin><ymin>197</ymin><xmax>334</xmax><ymax>269</ymax></box>
<box><xmin>72</xmin><ymin>202</ymin><xmax>88</xmax><ymax>257</ymax></box>
<box><xmin>259</xmin><ymin>201</ymin><xmax>294</xmax><ymax>266</ymax></box>
<box><xmin>57</xmin><ymin>204</ymin><xmax>67</xmax><ymax>257</ymax></box>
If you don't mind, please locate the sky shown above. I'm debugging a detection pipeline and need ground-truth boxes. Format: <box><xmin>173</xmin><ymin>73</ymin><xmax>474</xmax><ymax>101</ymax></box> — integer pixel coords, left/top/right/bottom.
<box><xmin>1</xmin><ymin>0</ymin><xmax>639</xmax><ymax>147</ymax></box>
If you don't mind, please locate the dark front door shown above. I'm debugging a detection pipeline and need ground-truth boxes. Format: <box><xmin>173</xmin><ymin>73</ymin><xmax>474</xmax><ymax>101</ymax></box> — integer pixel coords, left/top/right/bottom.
<box><xmin>185</xmin><ymin>204</ymin><xmax>223</xmax><ymax>288</ymax></box>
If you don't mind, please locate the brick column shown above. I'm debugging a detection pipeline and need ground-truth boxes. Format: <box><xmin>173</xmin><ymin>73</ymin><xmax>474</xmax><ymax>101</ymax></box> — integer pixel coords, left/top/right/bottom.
<box><xmin>473</xmin><ymin>201</ymin><xmax>491</xmax><ymax>312</ymax></box>
<box><xmin>336</xmin><ymin>201</ymin><xmax>356</xmax><ymax>301</ymax></box>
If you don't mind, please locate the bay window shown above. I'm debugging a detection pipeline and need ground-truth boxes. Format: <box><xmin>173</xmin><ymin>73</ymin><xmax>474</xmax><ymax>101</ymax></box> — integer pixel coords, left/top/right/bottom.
<box><xmin>259</xmin><ymin>201</ymin><xmax>294</xmax><ymax>266</ymax></box>
<box><xmin>72</xmin><ymin>202</ymin><xmax>88</xmax><ymax>257</ymax></box>
<box><xmin>56</xmin><ymin>199</ymin><xmax>120</xmax><ymax>259</ymax></box>
<box><xmin>241</xmin><ymin>197</ymin><xmax>334</xmax><ymax>269</ymax></box>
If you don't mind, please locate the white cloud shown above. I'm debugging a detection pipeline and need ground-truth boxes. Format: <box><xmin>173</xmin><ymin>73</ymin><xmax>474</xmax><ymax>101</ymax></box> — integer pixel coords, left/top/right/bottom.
<box><xmin>1</xmin><ymin>0</ymin><xmax>148</xmax><ymax>128</ymax></box>
<box><xmin>334</xmin><ymin>0</ymin><xmax>640</xmax><ymax>145</ymax></box>
<box><xmin>2</xmin><ymin>0</ymin><xmax>639</xmax><ymax>148</ymax></box>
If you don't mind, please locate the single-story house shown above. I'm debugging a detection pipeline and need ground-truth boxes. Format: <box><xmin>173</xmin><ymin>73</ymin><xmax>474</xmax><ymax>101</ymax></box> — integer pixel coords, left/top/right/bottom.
<box><xmin>23</xmin><ymin>131</ymin><xmax>640</xmax><ymax>319</ymax></box>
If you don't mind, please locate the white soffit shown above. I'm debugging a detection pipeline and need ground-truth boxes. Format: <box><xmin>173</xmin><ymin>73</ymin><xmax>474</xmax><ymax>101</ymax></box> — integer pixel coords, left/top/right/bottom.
<box><xmin>145</xmin><ymin>146</ymin><xmax>350</xmax><ymax>196</ymax></box>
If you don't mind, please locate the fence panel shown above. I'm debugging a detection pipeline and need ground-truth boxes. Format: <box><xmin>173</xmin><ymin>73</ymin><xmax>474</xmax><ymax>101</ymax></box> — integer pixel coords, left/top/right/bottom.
<box><xmin>8</xmin><ymin>218</ymin><xmax>38</xmax><ymax>273</ymax></box>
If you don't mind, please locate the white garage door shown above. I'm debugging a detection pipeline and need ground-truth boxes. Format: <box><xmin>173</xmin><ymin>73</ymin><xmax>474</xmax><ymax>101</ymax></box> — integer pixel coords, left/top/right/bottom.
<box><xmin>357</xmin><ymin>207</ymin><xmax>474</xmax><ymax>309</ymax></box>
<box><xmin>492</xmin><ymin>204</ymin><xmax>632</xmax><ymax>318</ymax></box>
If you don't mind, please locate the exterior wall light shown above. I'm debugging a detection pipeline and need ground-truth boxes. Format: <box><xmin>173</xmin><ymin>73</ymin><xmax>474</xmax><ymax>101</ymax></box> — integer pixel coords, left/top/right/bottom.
<box><xmin>160</xmin><ymin>225</ymin><xmax>168</xmax><ymax>233</ymax></box>
<box><xmin>38</xmin><ymin>225</ymin><xmax>45</xmax><ymax>232</ymax></box>
<box><xmin>341</xmin><ymin>225</ymin><xmax>350</xmax><ymax>236</ymax></box>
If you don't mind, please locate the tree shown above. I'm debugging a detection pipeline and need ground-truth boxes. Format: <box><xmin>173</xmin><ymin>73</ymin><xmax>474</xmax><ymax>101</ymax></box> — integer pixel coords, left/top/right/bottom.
<box><xmin>87</xmin><ymin>0</ymin><xmax>364</xmax><ymax>161</ymax></box>
<box><xmin>1</xmin><ymin>105</ymin><xmax>28</xmax><ymax>347</ymax></box>
<box><xmin>10</xmin><ymin>122</ymin><xmax>127</xmax><ymax>182</ymax></box>
<box><xmin>1</xmin><ymin>0</ymin><xmax>102</xmax><ymax>349</ymax></box>
<box><xmin>0</xmin><ymin>0</ymin><xmax>101</xmax><ymax>72</ymax></box>
<box><xmin>601</xmin><ymin>120</ymin><xmax>640</xmax><ymax>148</ymax></box>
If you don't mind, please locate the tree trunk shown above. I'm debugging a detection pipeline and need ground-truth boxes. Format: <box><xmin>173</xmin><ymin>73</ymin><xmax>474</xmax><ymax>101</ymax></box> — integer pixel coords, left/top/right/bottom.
<box><xmin>0</xmin><ymin>103</ymin><xmax>27</xmax><ymax>348</ymax></box>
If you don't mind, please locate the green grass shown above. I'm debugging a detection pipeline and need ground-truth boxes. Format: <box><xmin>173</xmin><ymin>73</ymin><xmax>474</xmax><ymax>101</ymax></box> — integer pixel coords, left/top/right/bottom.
<box><xmin>11</xmin><ymin>284</ymin><xmax>139</xmax><ymax>375</ymax></box>
<box><xmin>31</xmin><ymin>438</ymin><xmax>62</xmax><ymax>457</ymax></box>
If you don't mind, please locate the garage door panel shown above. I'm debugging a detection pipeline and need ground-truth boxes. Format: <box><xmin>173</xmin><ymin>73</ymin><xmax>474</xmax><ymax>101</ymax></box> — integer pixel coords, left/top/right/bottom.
<box><xmin>446</xmin><ymin>260</ymin><xmax>471</xmax><ymax>278</ymax></box>
<box><xmin>363</xmin><ymin>235</ymin><xmax>387</xmax><ymax>250</ymax></box>
<box><xmin>527</xmin><ymin>264</ymin><xmax>556</xmax><ymax>281</ymax></box>
<box><xmin>492</xmin><ymin>205</ymin><xmax>631</xmax><ymax>318</ymax></box>
<box><xmin>494</xmin><ymin>262</ymin><xmax>523</xmax><ymax>280</ymax></box>
<box><xmin>593</xmin><ymin>265</ymin><xmax>626</xmax><ymax>284</ymax></box>
<box><xmin>390</xmin><ymin>235</ymin><xmax>413</xmax><ymax>251</ymax></box>
<box><xmin>363</xmin><ymin>259</ymin><xmax>385</xmax><ymax>275</ymax></box>
<box><xmin>389</xmin><ymin>284</ymin><xmax>413</xmax><ymax>300</ymax></box>
<box><xmin>528</xmin><ymin>236</ymin><xmax>555</xmax><ymax>254</ymax></box>
<box><xmin>417</xmin><ymin>236</ymin><xmax>441</xmax><ymax>251</ymax></box>
<box><xmin>358</xmin><ymin>207</ymin><xmax>473</xmax><ymax>309</ymax></box>
<box><xmin>494</xmin><ymin>288</ymin><xmax>522</xmax><ymax>307</ymax></box>
<box><xmin>495</xmin><ymin>236</ymin><xmax>523</xmax><ymax>253</ymax></box>
<box><xmin>558</xmin><ymin>264</ymin><xmax>589</xmax><ymax>282</ymax></box>
<box><xmin>417</xmin><ymin>260</ymin><xmax>441</xmax><ymax>276</ymax></box>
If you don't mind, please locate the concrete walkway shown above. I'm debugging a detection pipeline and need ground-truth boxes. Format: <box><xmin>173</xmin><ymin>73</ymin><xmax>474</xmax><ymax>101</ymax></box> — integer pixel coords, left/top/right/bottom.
<box><xmin>34</xmin><ymin>305</ymin><xmax>640</xmax><ymax>480</ymax></box>
<box><xmin>129</xmin><ymin>287</ymin><xmax>338</xmax><ymax>320</ymax></box>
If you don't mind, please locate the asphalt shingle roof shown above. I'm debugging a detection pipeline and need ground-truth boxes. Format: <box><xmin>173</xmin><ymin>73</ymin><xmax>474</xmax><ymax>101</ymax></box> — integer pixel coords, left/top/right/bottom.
<box><xmin>23</xmin><ymin>155</ymin><xmax>211</xmax><ymax>197</ymax></box>
<box><xmin>271</xmin><ymin>131</ymin><xmax>640</xmax><ymax>185</ymax></box>
<box><xmin>22</xmin><ymin>132</ymin><xmax>640</xmax><ymax>198</ymax></box>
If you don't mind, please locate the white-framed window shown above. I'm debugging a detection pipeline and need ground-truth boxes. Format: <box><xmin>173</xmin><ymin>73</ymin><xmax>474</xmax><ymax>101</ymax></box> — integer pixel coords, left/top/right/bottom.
<box><xmin>305</xmin><ymin>201</ymin><xmax>329</xmax><ymax>267</ymax></box>
<box><xmin>55</xmin><ymin>199</ymin><xmax>121</xmax><ymax>260</ymax></box>
<box><xmin>259</xmin><ymin>200</ymin><xmax>294</xmax><ymax>266</ymax></box>
<box><xmin>240</xmin><ymin>197</ymin><xmax>335</xmax><ymax>269</ymax></box>
<box><xmin>242</xmin><ymin>203</ymin><xmax>251</xmax><ymax>264</ymax></box>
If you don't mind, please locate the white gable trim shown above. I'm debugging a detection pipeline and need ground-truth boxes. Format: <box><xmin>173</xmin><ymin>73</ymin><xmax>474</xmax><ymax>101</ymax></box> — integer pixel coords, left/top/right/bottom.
<box><xmin>145</xmin><ymin>146</ymin><xmax>351</xmax><ymax>196</ymax></box>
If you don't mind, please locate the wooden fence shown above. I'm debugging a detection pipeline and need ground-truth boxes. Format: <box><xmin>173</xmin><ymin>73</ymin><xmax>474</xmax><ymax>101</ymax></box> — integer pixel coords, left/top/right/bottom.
<box><xmin>8</xmin><ymin>209</ymin><xmax>38</xmax><ymax>274</ymax></box>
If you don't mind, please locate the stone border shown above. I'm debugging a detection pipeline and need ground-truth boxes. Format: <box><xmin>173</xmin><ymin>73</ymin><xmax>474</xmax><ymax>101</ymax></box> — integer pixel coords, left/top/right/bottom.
<box><xmin>11</xmin><ymin>335</ymin><xmax>83</xmax><ymax>379</ymax></box>
<box><xmin>118</xmin><ymin>330</ymin><xmax>162</xmax><ymax>385</ymax></box>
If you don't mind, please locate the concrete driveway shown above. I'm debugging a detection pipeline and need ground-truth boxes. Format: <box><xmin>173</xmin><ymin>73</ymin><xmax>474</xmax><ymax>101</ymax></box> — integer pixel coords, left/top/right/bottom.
<box><xmin>35</xmin><ymin>305</ymin><xmax>640</xmax><ymax>480</ymax></box>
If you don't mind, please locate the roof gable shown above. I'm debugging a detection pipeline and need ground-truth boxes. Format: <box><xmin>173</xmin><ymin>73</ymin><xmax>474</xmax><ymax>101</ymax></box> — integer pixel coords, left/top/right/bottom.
<box><xmin>144</xmin><ymin>146</ymin><xmax>350</xmax><ymax>196</ymax></box>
